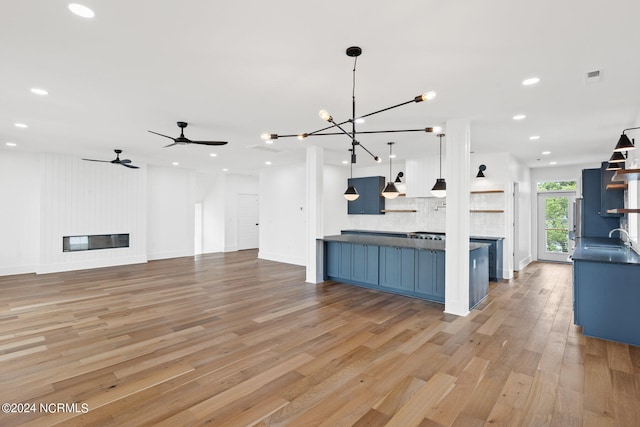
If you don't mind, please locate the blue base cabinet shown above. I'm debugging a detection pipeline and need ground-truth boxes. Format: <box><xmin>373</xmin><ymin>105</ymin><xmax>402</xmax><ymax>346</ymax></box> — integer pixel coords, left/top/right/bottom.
<box><xmin>379</xmin><ymin>246</ymin><xmax>415</xmax><ymax>292</ymax></box>
<box><xmin>574</xmin><ymin>260</ymin><xmax>640</xmax><ymax>347</ymax></box>
<box><xmin>324</xmin><ymin>240</ymin><xmax>488</xmax><ymax>309</ymax></box>
<box><xmin>470</xmin><ymin>238</ymin><xmax>503</xmax><ymax>281</ymax></box>
<box><xmin>351</xmin><ymin>243</ymin><xmax>379</xmax><ymax>286</ymax></box>
<box><xmin>415</xmin><ymin>249</ymin><xmax>445</xmax><ymax>302</ymax></box>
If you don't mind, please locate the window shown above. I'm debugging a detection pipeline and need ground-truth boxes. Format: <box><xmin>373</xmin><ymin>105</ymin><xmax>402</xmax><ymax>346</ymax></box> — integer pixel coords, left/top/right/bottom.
<box><xmin>537</xmin><ymin>181</ymin><xmax>577</xmax><ymax>192</ymax></box>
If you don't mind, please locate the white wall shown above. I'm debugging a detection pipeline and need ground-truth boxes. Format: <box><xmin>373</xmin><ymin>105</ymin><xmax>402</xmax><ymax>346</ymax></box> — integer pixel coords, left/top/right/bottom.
<box><xmin>0</xmin><ymin>151</ymin><xmax>40</xmax><ymax>275</ymax></box>
<box><xmin>259</xmin><ymin>163</ymin><xmax>306</xmax><ymax>265</ymax></box>
<box><xmin>146</xmin><ymin>165</ymin><xmax>195</xmax><ymax>261</ymax></box>
<box><xmin>322</xmin><ymin>164</ymin><xmax>350</xmax><ymax>236</ymax></box>
<box><xmin>39</xmin><ymin>153</ymin><xmax>147</xmax><ymax>273</ymax></box>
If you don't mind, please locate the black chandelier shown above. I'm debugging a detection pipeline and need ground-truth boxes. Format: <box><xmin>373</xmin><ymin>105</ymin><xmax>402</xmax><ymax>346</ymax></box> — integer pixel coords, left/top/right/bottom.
<box><xmin>261</xmin><ymin>46</ymin><xmax>441</xmax><ymax>168</ymax></box>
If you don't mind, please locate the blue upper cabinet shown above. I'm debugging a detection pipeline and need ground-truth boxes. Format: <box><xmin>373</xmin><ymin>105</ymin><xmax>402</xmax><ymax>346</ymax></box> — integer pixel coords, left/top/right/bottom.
<box><xmin>582</xmin><ymin>168</ymin><xmax>619</xmax><ymax>237</ymax></box>
<box><xmin>600</xmin><ymin>161</ymin><xmax>624</xmax><ymax>217</ymax></box>
<box><xmin>348</xmin><ymin>176</ymin><xmax>385</xmax><ymax>215</ymax></box>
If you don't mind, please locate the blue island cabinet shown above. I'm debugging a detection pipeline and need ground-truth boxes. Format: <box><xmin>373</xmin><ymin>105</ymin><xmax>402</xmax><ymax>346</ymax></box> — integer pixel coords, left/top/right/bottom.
<box><xmin>379</xmin><ymin>246</ymin><xmax>415</xmax><ymax>292</ymax></box>
<box><xmin>326</xmin><ymin>241</ymin><xmax>379</xmax><ymax>287</ymax></box>
<box><xmin>326</xmin><ymin>241</ymin><xmax>352</xmax><ymax>281</ymax></box>
<box><xmin>415</xmin><ymin>249</ymin><xmax>445</xmax><ymax>302</ymax></box>
<box><xmin>351</xmin><ymin>243</ymin><xmax>379</xmax><ymax>286</ymax></box>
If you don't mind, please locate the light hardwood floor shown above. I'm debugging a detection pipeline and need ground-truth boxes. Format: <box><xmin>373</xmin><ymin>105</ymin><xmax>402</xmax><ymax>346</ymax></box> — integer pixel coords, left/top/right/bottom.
<box><xmin>0</xmin><ymin>251</ymin><xmax>639</xmax><ymax>426</ymax></box>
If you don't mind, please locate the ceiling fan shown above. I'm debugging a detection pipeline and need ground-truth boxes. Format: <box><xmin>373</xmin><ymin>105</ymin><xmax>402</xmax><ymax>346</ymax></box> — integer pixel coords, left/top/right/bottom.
<box><xmin>148</xmin><ymin>121</ymin><xmax>228</xmax><ymax>147</ymax></box>
<box><xmin>82</xmin><ymin>149</ymin><xmax>139</xmax><ymax>169</ymax></box>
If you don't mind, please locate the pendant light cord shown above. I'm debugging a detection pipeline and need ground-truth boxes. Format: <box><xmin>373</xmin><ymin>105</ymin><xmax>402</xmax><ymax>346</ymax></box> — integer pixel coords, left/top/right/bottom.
<box><xmin>438</xmin><ymin>135</ymin><xmax>443</xmax><ymax>178</ymax></box>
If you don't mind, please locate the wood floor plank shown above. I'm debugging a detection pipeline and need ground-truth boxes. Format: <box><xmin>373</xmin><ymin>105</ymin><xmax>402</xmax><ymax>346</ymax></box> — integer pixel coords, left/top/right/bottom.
<box><xmin>0</xmin><ymin>254</ymin><xmax>638</xmax><ymax>426</ymax></box>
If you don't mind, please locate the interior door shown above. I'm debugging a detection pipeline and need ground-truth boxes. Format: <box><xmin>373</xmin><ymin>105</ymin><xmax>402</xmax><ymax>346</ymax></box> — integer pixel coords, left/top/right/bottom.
<box><xmin>537</xmin><ymin>192</ymin><xmax>575</xmax><ymax>262</ymax></box>
<box><xmin>237</xmin><ymin>194</ymin><xmax>259</xmax><ymax>250</ymax></box>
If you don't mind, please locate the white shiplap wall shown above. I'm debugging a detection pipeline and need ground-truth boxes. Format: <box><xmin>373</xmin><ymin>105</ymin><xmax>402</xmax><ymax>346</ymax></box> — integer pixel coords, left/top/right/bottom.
<box><xmin>38</xmin><ymin>153</ymin><xmax>147</xmax><ymax>273</ymax></box>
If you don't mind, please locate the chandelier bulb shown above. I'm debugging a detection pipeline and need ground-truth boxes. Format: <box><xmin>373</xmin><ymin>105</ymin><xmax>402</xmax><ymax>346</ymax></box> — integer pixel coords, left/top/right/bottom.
<box><xmin>319</xmin><ymin>110</ymin><xmax>333</xmax><ymax>122</ymax></box>
<box><xmin>260</xmin><ymin>133</ymin><xmax>277</xmax><ymax>141</ymax></box>
<box><xmin>297</xmin><ymin>133</ymin><xmax>308</xmax><ymax>140</ymax></box>
<box><xmin>416</xmin><ymin>91</ymin><xmax>437</xmax><ymax>102</ymax></box>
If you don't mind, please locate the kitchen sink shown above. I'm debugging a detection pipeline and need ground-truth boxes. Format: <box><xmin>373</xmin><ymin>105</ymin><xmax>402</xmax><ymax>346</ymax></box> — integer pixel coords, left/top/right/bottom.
<box><xmin>583</xmin><ymin>244</ymin><xmax>627</xmax><ymax>251</ymax></box>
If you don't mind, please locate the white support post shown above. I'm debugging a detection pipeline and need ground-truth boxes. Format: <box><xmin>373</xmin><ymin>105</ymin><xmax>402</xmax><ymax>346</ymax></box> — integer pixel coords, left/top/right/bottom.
<box><xmin>444</xmin><ymin>119</ymin><xmax>471</xmax><ymax>316</ymax></box>
<box><xmin>306</xmin><ymin>146</ymin><xmax>324</xmax><ymax>283</ymax></box>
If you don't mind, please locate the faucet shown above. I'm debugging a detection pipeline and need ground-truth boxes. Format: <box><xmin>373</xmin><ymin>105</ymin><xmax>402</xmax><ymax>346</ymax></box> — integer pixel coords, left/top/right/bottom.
<box><xmin>609</xmin><ymin>228</ymin><xmax>632</xmax><ymax>248</ymax></box>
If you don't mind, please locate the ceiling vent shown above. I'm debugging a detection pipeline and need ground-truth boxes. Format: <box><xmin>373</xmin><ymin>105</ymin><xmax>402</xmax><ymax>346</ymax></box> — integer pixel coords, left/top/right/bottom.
<box><xmin>247</xmin><ymin>144</ymin><xmax>283</xmax><ymax>153</ymax></box>
<box><xmin>585</xmin><ymin>69</ymin><xmax>602</xmax><ymax>84</ymax></box>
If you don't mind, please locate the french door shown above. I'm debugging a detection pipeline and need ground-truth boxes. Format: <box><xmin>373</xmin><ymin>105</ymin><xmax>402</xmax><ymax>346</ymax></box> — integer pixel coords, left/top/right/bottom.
<box><xmin>537</xmin><ymin>191</ymin><xmax>576</xmax><ymax>262</ymax></box>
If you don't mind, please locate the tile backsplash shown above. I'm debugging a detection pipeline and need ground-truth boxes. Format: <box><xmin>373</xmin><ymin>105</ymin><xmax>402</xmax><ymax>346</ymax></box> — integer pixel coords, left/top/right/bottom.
<box><xmin>345</xmin><ymin>195</ymin><xmax>505</xmax><ymax>237</ymax></box>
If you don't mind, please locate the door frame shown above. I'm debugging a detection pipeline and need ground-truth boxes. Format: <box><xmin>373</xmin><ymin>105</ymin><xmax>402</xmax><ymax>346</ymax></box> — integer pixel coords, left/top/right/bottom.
<box><xmin>537</xmin><ymin>191</ymin><xmax>575</xmax><ymax>262</ymax></box>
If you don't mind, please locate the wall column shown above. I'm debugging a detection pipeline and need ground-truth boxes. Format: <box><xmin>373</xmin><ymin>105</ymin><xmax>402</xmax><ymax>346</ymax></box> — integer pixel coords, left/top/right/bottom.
<box><xmin>306</xmin><ymin>145</ymin><xmax>324</xmax><ymax>283</ymax></box>
<box><xmin>445</xmin><ymin>119</ymin><xmax>471</xmax><ymax>316</ymax></box>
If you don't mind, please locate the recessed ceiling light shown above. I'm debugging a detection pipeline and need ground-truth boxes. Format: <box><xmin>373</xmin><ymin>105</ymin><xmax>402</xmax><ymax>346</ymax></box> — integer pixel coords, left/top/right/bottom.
<box><xmin>5</xmin><ymin>142</ymin><xmax>17</xmax><ymax>147</ymax></box>
<box><xmin>355</xmin><ymin>118</ymin><xmax>365</xmax><ymax>124</ymax></box>
<box><xmin>529</xmin><ymin>135</ymin><xmax>540</xmax><ymax>140</ymax></box>
<box><xmin>342</xmin><ymin>160</ymin><xmax>348</xmax><ymax>164</ymax></box>
<box><xmin>68</xmin><ymin>3</ymin><xmax>95</xmax><ymax>18</ymax></box>
<box><xmin>389</xmin><ymin>154</ymin><xmax>396</xmax><ymax>159</ymax></box>
<box><xmin>222</xmin><ymin>168</ymin><xmax>228</xmax><ymax>172</ymax></box>
<box><xmin>542</xmin><ymin>151</ymin><xmax>551</xmax><ymax>155</ymax></box>
<box><xmin>513</xmin><ymin>114</ymin><xmax>526</xmax><ymax>121</ymax></box>
<box><xmin>549</xmin><ymin>161</ymin><xmax>557</xmax><ymax>165</ymax></box>
<box><xmin>265</xmin><ymin>161</ymin><xmax>272</xmax><ymax>165</ymax></box>
<box><xmin>14</xmin><ymin>123</ymin><xmax>28</xmax><ymax>128</ymax></box>
<box><xmin>209</xmin><ymin>153</ymin><xmax>217</xmax><ymax>157</ymax></box>
<box><xmin>172</xmin><ymin>162</ymin><xmax>179</xmax><ymax>166</ymax></box>
<box><xmin>522</xmin><ymin>77</ymin><xmax>540</xmax><ymax>86</ymax></box>
<box><xmin>30</xmin><ymin>88</ymin><xmax>48</xmax><ymax>96</ymax></box>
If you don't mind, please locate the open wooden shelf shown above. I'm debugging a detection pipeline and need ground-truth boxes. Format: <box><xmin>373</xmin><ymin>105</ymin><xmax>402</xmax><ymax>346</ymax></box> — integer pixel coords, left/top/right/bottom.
<box><xmin>381</xmin><ymin>209</ymin><xmax>417</xmax><ymax>213</ymax></box>
<box><xmin>612</xmin><ymin>168</ymin><xmax>640</xmax><ymax>181</ymax></box>
<box><xmin>606</xmin><ymin>183</ymin><xmax>628</xmax><ymax>190</ymax></box>
<box><xmin>607</xmin><ymin>208</ymin><xmax>640</xmax><ymax>214</ymax></box>
<box><xmin>470</xmin><ymin>209</ymin><xmax>504</xmax><ymax>213</ymax></box>
<box><xmin>470</xmin><ymin>190</ymin><xmax>504</xmax><ymax>194</ymax></box>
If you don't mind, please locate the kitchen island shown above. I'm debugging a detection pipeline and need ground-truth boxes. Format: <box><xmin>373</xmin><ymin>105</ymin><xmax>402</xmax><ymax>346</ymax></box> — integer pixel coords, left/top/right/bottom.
<box><xmin>572</xmin><ymin>237</ymin><xmax>640</xmax><ymax>347</ymax></box>
<box><xmin>341</xmin><ymin>229</ymin><xmax>504</xmax><ymax>281</ymax></box>
<box><xmin>322</xmin><ymin>234</ymin><xmax>489</xmax><ymax>310</ymax></box>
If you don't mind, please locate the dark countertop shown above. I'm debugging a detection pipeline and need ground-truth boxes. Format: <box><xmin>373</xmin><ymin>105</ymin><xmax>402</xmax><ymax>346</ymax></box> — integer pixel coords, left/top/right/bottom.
<box><xmin>341</xmin><ymin>229</ymin><xmax>505</xmax><ymax>241</ymax></box>
<box><xmin>572</xmin><ymin>237</ymin><xmax>640</xmax><ymax>265</ymax></box>
<box><xmin>321</xmin><ymin>234</ymin><xmax>489</xmax><ymax>251</ymax></box>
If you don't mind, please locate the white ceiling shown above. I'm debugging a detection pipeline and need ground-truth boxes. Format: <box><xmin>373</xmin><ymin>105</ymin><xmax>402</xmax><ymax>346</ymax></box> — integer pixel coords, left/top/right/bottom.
<box><xmin>2</xmin><ymin>1</ymin><xmax>640</xmax><ymax>175</ymax></box>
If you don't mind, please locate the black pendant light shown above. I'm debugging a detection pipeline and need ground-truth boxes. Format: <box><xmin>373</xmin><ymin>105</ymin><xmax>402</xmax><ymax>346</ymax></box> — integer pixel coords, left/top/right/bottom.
<box><xmin>431</xmin><ymin>134</ymin><xmax>446</xmax><ymax>198</ymax></box>
<box><xmin>382</xmin><ymin>142</ymin><xmax>400</xmax><ymax>199</ymax></box>
<box><xmin>609</xmin><ymin>151</ymin><xmax>626</xmax><ymax>163</ymax></box>
<box><xmin>614</xmin><ymin>133</ymin><xmax>635</xmax><ymax>152</ymax></box>
<box><xmin>344</xmin><ymin>148</ymin><xmax>359</xmax><ymax>201</ymax></box>
<box><xmin>606</xmin><ymin>162</ymin><xmax>623</xmax><ymax>171</ymax></box>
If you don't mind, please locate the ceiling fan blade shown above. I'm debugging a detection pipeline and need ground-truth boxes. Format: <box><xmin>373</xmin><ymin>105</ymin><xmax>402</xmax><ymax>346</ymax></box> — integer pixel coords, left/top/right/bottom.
<box><xmin>82</xmin><ymin>158</ymin><xmax>110</xmax><ymax>163</ymax></box>
<box><xmin>122</xmin><ymin>163</ymin><xmax>139</xmax><ymax>169</ymax></box>
<box><xmin>163</xmin><ymin>142</ymin><xmax>179</xmax><ymax>148</ymax></box>
<box><xmin>190</xmin><ymin>140</ymin><xmax>229</xmax><ymax>146</ymax></box>
<box><xmin>148</xmin><ymin>130</ymin><xmax>177</xmax><ymax>141</ymax></box>
<box><xmin>119</xmin><ymin>159</ymin><xmax>132</xmax><ymax>163</ymax></box>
